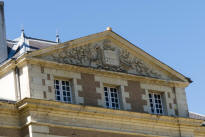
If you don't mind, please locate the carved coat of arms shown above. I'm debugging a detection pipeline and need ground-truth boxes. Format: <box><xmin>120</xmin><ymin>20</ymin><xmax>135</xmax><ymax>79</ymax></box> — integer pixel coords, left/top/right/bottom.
<box><xmin>39</xmin><ymin>39</ymin><xmax>172</xmax><ymax>80</ymax></box>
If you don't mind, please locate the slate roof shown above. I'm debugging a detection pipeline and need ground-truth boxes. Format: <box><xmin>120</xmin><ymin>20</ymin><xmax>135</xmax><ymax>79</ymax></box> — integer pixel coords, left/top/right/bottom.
<box><xmin>189</xmin><ymin>112</ymin><xmax>205</xmax><ymax>120</ymax></box>
<box><xmin>6</xmin><ymin>32</ymin><xmax>58</xmax><ymax>59</ymax></box>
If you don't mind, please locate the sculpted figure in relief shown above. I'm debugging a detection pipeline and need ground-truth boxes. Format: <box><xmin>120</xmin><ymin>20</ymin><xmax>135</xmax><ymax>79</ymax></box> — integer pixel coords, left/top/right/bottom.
<box><xmin>41</xmin><ymin>39</ymin><xmax>166</xmax><ymax>80</ymax></box>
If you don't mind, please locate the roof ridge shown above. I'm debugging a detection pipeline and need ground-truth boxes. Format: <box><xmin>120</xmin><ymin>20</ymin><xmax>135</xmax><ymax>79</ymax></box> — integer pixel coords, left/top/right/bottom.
<box><xmin>6</xmin><ymin>39</ymin><xmax>17</xmax><ymax>43</ymax></box>
<box><xmin>25</xmin><ymin>36</ymin><xmax>57</xmax><ymax>43</ymax></box>
<box><xmin>190</xmin><ymin>112</ymin><xmax>205</xmax><ymax>117</ymax></box>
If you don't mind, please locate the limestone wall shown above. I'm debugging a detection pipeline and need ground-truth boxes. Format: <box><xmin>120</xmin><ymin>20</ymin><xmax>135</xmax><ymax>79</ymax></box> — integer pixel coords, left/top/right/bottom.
<box><xmin>0</xmin><ymin>70</ymin><xmax>16</xmax><ymax>100</ymax></box>
<box><xmin>175</xmin><ymin>87</ymin><xmax>189</xmax><ymax>117</ymax></box>
<box><xmin>140</xmin><ymin>83</ymin><xmax>179</xmax><ymax>116</ymax></box>
<box><xmin>0</xmin><ymin>61</ymin><xmax>184</xmax><ymax>119</ymax></box>
<box><xmin>19</xmin><ymin>65</ymin><xmax>30</xmax><ymax>99</ymax></box>
<box><xmin>29</xmin><ymin>64</ymin><xmax>82</xmax><ymax>103</ymax></box>
<box><xmin>27</xmin><ymin>63</ymin><xmax>189</xmax><ymax>117</ymax></box>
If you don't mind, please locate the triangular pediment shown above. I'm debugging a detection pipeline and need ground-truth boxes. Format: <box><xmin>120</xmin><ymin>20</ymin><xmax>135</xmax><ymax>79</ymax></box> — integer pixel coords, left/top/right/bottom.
<box><xmin>29</xmin><ymin>30</ymin><xmax>189</xmax><ymax>83</ymax></box>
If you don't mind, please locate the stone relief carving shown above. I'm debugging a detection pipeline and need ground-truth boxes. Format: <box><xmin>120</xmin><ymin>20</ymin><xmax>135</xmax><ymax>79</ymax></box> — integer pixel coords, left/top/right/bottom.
<box><xmin>40</xmin><ymin>39</ymin><xmax>172</xmax><ymax>80</ymax></box>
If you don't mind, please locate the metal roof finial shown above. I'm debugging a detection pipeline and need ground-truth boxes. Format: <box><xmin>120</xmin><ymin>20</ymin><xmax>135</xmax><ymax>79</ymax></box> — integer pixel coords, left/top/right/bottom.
<box><xmin>21</xmin><ymin>24</ymin><xmax>25</xmax><ymax>38</ymax></box>
<box><xmin>106</xmin><ymin>26</ymin><xmax>112</xmax><ymax>31</ymax></box>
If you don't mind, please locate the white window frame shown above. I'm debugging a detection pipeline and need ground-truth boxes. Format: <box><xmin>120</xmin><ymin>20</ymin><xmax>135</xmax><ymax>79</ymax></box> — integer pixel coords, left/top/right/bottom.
<box><xmin>104</xmin><ymin>86</ymin><xmax>120</xmax><ymax>110</ymax></box>
<box><xmin>149</xmin><ymin>92</ymin><xmax>164</xmax><ymax>114</ymax></box>
<box><xmin>54</xmin><ymin>79</ymin><xmax>72</xmax><ymax>103</ymax></box>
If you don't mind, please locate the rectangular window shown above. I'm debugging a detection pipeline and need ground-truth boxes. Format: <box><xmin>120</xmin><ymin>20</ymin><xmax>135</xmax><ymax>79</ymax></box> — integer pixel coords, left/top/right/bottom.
<box><xmin>149</xmin><ymin>92</ymin><xmax>163</xmax><ymax>114</ymax></box>
<box><xmin>104</xmin><ymin>86</ymin><xmax>120</xmax><ymax>109</ymax></box>
<box><xmin>54</xmin><ymin>80</ymin><xmax>72</xmax><ymax>103</ymax></box>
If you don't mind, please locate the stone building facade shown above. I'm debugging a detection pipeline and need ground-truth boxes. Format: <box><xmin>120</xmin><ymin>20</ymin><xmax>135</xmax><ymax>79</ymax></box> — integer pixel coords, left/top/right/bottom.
<box><xmin>0</xmin><ymin>1</ymin><xmax>205</xmax><ymax>137</ymax></box>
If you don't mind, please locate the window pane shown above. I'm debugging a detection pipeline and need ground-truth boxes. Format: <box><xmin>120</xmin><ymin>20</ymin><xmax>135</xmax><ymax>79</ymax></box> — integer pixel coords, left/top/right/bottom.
<box><xmin>55</xmin><ymin>80</ymin><xmax>59</xmax><ymax>84</ymax></box>
<box><xmin>104</xmin><ymin>87</ymin><xmax>107</xmax><ymax>91</ymax></box>
<box><xmin>67</xmin><ymin>92</ymin><xmax>70</xmax><ymax>96</ymax></box>
<box><xmin>56</xmin><ymin>85</ymin><xmax>59</xmax><ymax>89</ymax></box>
<box><xmin>149</xmin><ymin>93</ymin><xmax>163</xmax><ymax>114</ymax></box>
<box><xmin>62</xmin><ymin>86</ymin><xmax>65</xmax><ymax>90</ymax></box>
<box><xmin>104</xmin><ymin>87</ymin><xmax>120</xmax><ymax>110</ymax></box>
<box><xmin>54</xmin><ymin>80</ymin><xmax>72</xmax><ymax>103</ymax></box>
<box><xmin>56</xmin><ymin>91</ymin><xmax>60</xmax><ymax>95</ymax></box>
<box><xmin>57</xmin><ymin>96</ymin><xmax>60</xmax><ymax>101</ymax></box>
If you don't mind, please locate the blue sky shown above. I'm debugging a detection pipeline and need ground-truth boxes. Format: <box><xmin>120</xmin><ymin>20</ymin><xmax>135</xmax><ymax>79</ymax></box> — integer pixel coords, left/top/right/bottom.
<box><xmin>3</xmin><ymin>0</ymin><xmax>205</xmax><ymax>115</ymax></box>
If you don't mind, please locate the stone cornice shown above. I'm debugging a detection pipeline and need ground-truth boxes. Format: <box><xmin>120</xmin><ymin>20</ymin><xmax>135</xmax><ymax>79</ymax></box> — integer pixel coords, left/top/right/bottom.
<box><xmin>0</xmin><ymin>30</ymin><xmax>191</xmax><ymax>85</ymax></box>
<box><xmin>16</xmin><ymin>98</ymin><xmax>204</xmax><ymax>127</ymax></box>
<box><xmin>0</xmin><ymin>101</ymin><xmax>17</xmax><ymax>114</ymax></box>
<box><xmin>108</xmin><ymin>31</ymin><xmax>189</xmax><ymax>82</ymax></box>
<box><xmin>0</xmin><ymin>101</ymin><xmax>20</xmax><ymax>128</ymax></box>
<box><xmin>28</xmin><ymin>122</ymin><xmax>159</xmax><ymax>137</ymax></box>
<box><xmin>0</xmin><ymin>98</ymin><xmax>204</xmax><ymax>136</ymax></box>
<box><xmin>0</xmin><ymin>54</ymin><xmax>28</xmax><ymax>76</ymax></box>
<box><xmin>0</xmin><ymin>59</ymin><xmax>15</xmax><ymax>76</ymax></box>
<box><xmin>27</xmin><ymin>30</ymin><xmax>190</xmax><ymax>83</ymax></box>
<box><xmin>15</xmin><ymin>98</ymin><xmax>205</xmax><ymax>137</ymax></box>
<box><xmin>0</xmin><ymin>56</ymin><xmax>190</xmax><ymax>87</ymax></box>
<box><xmin>25</xmin><ymin>57</ymin><xmax>189</xmax><ymax>88</ymax></box>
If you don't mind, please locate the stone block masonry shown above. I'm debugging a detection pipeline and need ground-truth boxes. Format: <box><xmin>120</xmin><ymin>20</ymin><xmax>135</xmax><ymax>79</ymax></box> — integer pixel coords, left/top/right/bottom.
<box><xmin>77</xmin><ymin>73</ymin><xmax>101</xmax><ymax>107</ymax></box>
<box><xmin>125</xmin><ymin>80</ymin><xmax>147</xmax><ymax>112</ymax></box>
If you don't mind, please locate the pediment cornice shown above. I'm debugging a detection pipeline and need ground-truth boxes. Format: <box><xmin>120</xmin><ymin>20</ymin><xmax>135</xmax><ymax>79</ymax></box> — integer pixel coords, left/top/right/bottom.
<box><xmin>23</xmin><ymin>30</ymin><xmax>190</xmax><ymax>84</ymax></box>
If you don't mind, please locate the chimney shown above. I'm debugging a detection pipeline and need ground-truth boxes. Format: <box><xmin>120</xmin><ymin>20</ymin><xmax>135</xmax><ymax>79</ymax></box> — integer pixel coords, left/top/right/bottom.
<box><xmin>0</xmin><ymin>1</ymin><xmax>7</xmax><ymax>63</ymax></box>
